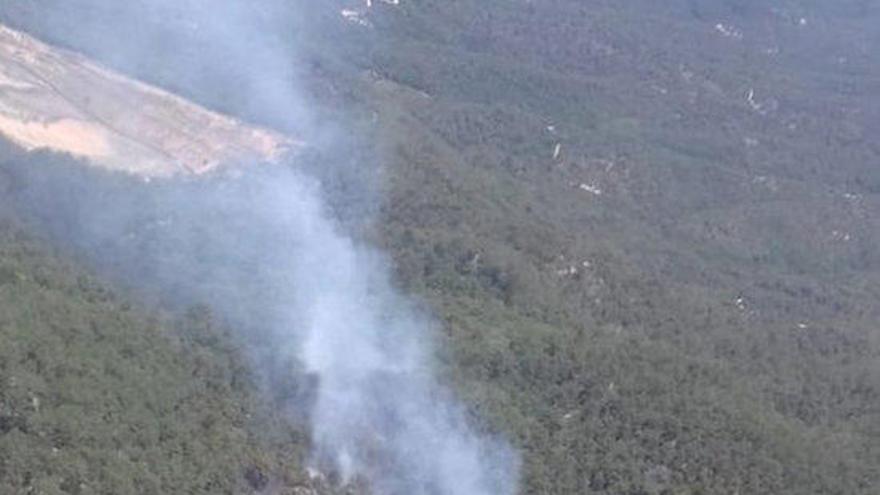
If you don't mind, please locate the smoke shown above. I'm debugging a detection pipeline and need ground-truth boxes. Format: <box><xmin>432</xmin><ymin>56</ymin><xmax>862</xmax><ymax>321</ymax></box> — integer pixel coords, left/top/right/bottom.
<box><xmin>1</xmin><ymin>1</ymin><xmax>518</xmax><ymax>493</ymax></box>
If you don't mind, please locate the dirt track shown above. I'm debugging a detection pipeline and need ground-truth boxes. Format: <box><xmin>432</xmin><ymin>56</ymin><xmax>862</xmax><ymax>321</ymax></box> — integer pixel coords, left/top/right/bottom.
<box><xmin>0</xmin><ymin>24</ymin><xmax>296</xmax><ymax>177</ymax></box>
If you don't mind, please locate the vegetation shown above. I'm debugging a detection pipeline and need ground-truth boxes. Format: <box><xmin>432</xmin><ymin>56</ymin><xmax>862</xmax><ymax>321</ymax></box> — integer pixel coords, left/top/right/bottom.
<box><xmin>1</xmin><ymin>1</ymin><xmax>879</xmax><ymax>494</ymax></box>
<box><xmin>0</xmin><ymin>215</ymin><xmax>318</xmax><ymax>493</ymax></box>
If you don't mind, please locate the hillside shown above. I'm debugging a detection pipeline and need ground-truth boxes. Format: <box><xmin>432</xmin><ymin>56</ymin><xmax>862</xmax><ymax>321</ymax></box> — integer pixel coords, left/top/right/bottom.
<box><xmin>0</xmin><ymin>25</ymin><xmax>292</xmax><ymax>177</ymax></box>
<box><xmin>1</xmin><ymin>1</ymin><xmax>879</xmax><ymax>494</ymax></box>
<box><xmin>0</xmin><ymin>215</ymin><xmax>320</xmax><ymax>493</ymax></box>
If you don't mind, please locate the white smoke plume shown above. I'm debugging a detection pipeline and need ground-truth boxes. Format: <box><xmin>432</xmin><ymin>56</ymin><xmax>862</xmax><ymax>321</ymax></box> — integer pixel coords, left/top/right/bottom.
<box><xmin>1</xmin><ymin>1</ymin><xmax>519</xmax><ymax>493</ymax></box>
<box><xmin>250</xmin><ymin>170</ymin><xmax>518</xmax><ymax>494</ymax></box>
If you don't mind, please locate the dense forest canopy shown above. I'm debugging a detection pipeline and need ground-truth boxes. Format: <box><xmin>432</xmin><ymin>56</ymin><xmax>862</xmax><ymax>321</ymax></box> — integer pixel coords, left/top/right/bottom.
<box><xmin>0</xmin><ymin>1</ymin><xmax>878</xmax><ymax>494</ymax></box>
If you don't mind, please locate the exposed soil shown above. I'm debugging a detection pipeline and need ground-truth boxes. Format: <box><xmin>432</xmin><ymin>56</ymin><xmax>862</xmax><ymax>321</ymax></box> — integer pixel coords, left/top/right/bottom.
<box><xmin>0</xmin><ymin>24</ymin><xmax>298</xmax><ymax>177</ymax></box>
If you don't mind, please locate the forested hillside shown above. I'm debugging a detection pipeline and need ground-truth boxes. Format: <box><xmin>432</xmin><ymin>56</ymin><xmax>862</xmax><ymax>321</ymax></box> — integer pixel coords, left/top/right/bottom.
<box><xmin>0</xmin><ymin>215</ymin><xmax>313</xmax><ymax>493</ymax></box>
<box><xmin>1</xmin><ymin>1</ymin><xmax>878</xmax><ymax>494</ymax></box>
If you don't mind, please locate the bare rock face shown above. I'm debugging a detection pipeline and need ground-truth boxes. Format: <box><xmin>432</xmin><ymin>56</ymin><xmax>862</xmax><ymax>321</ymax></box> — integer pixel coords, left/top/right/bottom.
<box><xmin>0</xmin><ymin>24</ymin><xmax>298</xmax><ymax>177</ymax></box>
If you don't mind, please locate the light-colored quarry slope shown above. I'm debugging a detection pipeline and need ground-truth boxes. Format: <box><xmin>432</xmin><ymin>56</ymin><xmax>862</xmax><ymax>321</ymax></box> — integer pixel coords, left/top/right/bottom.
<box><xmin>0</xmin><ymin>24</ymin><xmax>297</xmax><ymax>177</ymax></box>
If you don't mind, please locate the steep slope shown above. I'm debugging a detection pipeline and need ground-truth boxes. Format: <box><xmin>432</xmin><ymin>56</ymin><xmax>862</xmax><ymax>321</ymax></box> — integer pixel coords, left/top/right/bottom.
<box><xmin>0</xmin><ymin>1</ymin><xmax>878</xmax><ymax>495</ymax></box>
<box><xmin>0</xmin><ymin>214</ymin><xmax>319</xmax><ymax>494</ymax></box>
<box><xmin>330</xmin><ymin>1</ymin><xmax>880</xmax><ymax>493</ymax></box>
<box><xmin>0</xmin><ymin>24</ymin><xmax>293</xmax><ymax>177</ymax></box>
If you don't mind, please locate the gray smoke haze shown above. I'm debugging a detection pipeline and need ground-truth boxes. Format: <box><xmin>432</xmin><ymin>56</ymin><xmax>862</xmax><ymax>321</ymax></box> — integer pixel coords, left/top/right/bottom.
<box><xmin>1</xmin><ymin>1</ymin><xmax>518</xmax><ymax>493</ymax></box>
